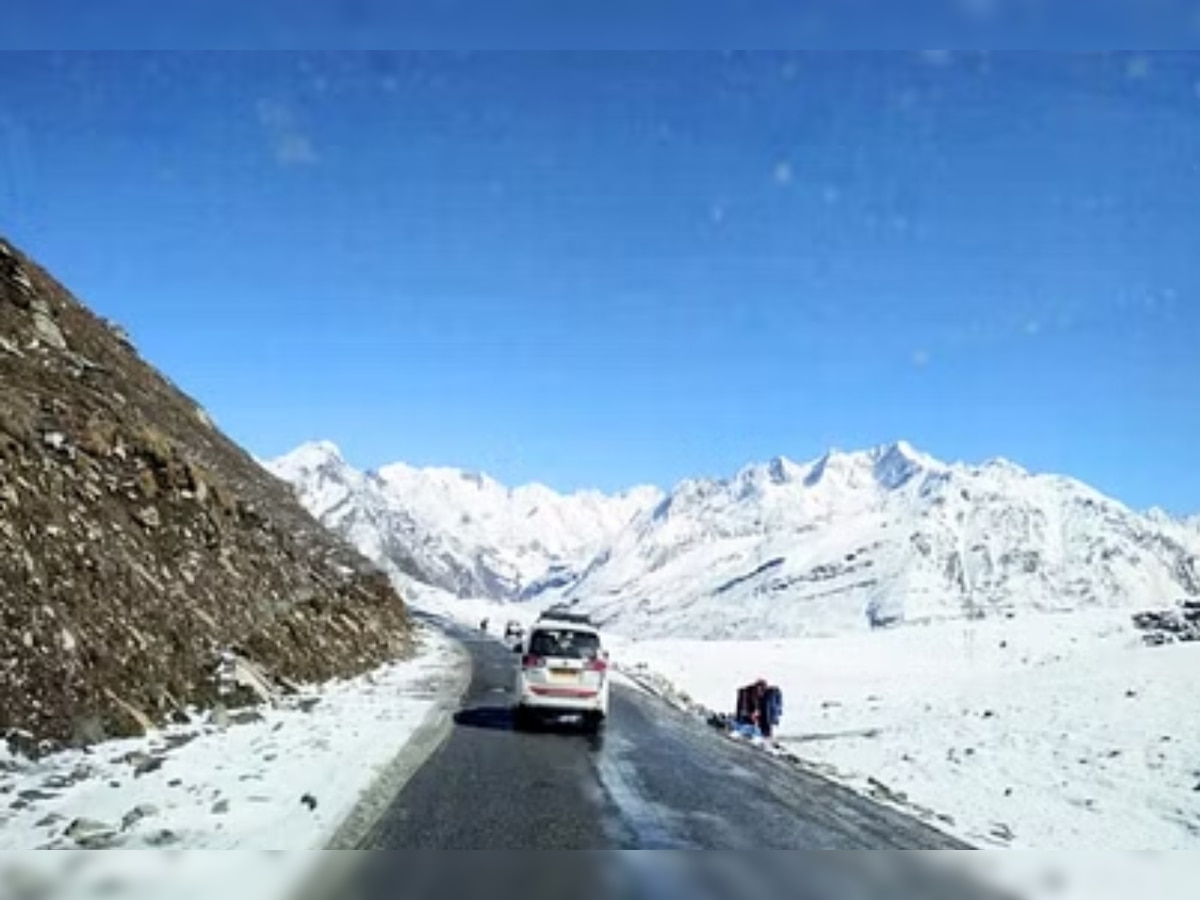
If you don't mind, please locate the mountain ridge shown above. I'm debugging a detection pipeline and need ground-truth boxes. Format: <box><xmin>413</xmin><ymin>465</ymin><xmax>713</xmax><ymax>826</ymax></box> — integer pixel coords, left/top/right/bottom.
<box><xmin>269</xmin><ymin>440</ymin><xmax>661</xmax><ymax>601</ymax></box>
<box><xmin>272</xmin><ymin>440</ymin><xmax>1200</xmax><ymax>640</ymax></box>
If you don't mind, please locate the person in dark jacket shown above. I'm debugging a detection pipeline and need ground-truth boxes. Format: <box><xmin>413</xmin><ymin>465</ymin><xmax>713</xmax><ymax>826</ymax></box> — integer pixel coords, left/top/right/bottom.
<box><xmin>760</xmin><ymin>686</ymin><xmax>783</xmax><ymax>739</ymax></box>
<box><xmin>736</xmin><ymin>679</ymin><xmax>768</xmax><ymax>728</ymax></box>
<box><xmin>733</xmin><ymin>679</ymin><xmax>784</xmax><ymax>739</ymax></box>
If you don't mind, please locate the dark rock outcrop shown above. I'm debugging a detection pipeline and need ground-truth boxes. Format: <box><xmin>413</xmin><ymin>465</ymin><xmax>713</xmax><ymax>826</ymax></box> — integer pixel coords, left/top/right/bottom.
<box><xmin>1132</xmin><ymin>601</ymin><xmax>1200</xmax><ymax>646</ymax></box>
<box><xmin>0</xmin><ymin>236</ymin><xmax>412</xmax><ymax>747</ymax></box>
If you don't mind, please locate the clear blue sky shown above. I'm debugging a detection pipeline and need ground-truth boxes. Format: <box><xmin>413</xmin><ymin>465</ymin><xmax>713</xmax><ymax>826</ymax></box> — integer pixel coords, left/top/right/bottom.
<box><xmin>2</xmin><ymin>51</ymin><xmax>1199</xmax><ymax>512</ymax></box>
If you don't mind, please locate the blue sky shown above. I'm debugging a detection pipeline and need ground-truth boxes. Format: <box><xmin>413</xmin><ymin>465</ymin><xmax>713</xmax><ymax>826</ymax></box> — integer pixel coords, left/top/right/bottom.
<box><xmin>2</xmin><ymin>51</ymin><xmax>1200</xmax><ymax>511</ymax></box>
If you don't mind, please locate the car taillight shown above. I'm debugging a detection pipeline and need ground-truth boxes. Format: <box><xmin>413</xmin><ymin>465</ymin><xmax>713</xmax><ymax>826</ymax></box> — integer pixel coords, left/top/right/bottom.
<box><xmin>522</xmin><ymin>655</ymin><xmax>545</xmax><ymax>670</ymax></box>
<box><xmin>586</xmin><ymin>658</ymin><xmax>608</xmax><ymax>673</ymax></box>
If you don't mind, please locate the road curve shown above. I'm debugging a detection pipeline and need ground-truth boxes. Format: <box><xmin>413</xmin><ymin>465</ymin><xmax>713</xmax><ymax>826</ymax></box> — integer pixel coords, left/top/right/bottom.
<box><xmin>362</xmin><ymin>620</ymin><xmax>969</xmax><ymax>851</ymax></box>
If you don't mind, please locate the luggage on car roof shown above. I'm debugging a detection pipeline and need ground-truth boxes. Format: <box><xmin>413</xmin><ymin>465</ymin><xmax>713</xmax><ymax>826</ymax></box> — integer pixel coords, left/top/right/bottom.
<box><xmin>537</xmin><ymin>607</ymin><xmax>593</xmax><ymax>626</ymax></box>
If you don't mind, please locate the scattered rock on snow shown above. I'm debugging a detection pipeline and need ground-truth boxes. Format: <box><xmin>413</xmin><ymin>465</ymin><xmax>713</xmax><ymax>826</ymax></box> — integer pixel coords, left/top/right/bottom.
<box><xmin>989</xmin><ymin>822</ymin><xmax>1015</xmax><ymax>843</ymax></box>
<box><xmin>866</xmin><ymin>777</ymin><xmax>908</xmax><ymax>805</ymax></box>
<box><xmin>1132</xmin><ymin>601</ymin><xmax>1200</xmax><ymax>646</ymax></box>
<box><xmin>228</xmin><ymin>709</ymin><xmax>266</xmax><ymax>726</ymax></box>
<box><xmin>65</xmin><ymin>816</ymin><xmax>123</xmax><ymax>848</ymax></box>
<box><xmin>5</xmin><ymin>729</ymin><xmax>42</xmax><ymax>761</ymax></box>
<box><xmin>211</xmin><ymin>798</ymin><xmax>230</xmax><ymax>815</ymax></box>
<box><xmin>18</xmin><ymin>789</ymin><xmax>59</xmax><ymax>803</ymax></box>
<box><xmin>121</xmin><ymin>803</ymin><xmax>160</xmax><ymax>831</ymax></box>
<box><xmin>300</xmin><ymin>793</ymin><xmax>318</xmax><ymax>811</ymax></box>
<box><xmin>162</xmin><ymin>731</ymin><xmax>197</xmax><ymax>751</ymax></box>
<box><xmin>124</xmin><ymin>751</ymin><xmax>164</xmax><ymax>777</ymax></box>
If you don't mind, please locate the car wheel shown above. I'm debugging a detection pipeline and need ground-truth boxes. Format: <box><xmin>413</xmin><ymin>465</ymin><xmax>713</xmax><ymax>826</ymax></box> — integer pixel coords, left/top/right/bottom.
<box><xmin>583</xmin><ymin>712</ymin><xmax>606</xmax><ymax>734</ymax></box>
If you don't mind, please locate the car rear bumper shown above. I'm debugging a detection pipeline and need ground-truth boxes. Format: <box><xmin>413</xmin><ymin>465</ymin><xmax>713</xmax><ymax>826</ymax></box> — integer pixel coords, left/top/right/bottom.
<box><xmin>520</xmin><ymin>685</ymin><xmax>608</xmax><ymax>714</ymax></box>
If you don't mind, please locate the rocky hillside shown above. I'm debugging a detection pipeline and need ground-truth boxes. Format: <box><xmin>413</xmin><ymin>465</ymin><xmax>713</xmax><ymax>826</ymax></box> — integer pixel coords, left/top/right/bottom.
<box><xmin>268</xmin><ymin>441</ymin><xmax>660</xmax><ymax>600</ymax></box>
<box><xmin>0</xmin><ymin>237</ymin><xmax>412</xmax><ymax>748</ymax></box>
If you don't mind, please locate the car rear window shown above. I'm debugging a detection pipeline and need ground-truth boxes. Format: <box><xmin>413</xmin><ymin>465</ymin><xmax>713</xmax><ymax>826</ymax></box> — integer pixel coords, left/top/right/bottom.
<box><xmin>528</xmin><ymin>629</ymin><xmax>601</xmax><ymax>660</ymax></box>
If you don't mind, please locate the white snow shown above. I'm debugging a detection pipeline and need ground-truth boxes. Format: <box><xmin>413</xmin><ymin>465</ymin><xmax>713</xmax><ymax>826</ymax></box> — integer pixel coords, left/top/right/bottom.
<box><xmin>617</xmin><ymin>610</ymin><xmax>1200</xmax><ymax>850</ymax></box>
<box><xmin>265</xmin><ymin>438</ymin><xmax>1200</xmax><ymax>854</ymax></box>
<box><xmin>0</xmin><ymin>627</ymin><xmax>460</xmax><ymax>895</ymax></box>
<box><xmin>401</xmin><ymin>576</ymin><xmax>540</xmax><ymax>632</ymax></box>
<box><xmin>267</xmin><ymin>441</ymin><xmax>661</xmax><ymax>600</ymax></box>
<box><xmin>566</xmin><ymin>442</ymin><xmax>1200</xmax><ymax>640</ymax></box>
<box><xmin>272</xmin><ymin>440</ymin><xmax>1200</xmax><ymax>644</ymax></box>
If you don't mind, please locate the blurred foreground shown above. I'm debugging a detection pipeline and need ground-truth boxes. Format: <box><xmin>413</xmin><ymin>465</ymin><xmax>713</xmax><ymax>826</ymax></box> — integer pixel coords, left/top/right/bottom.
<box><xmin>2</xmin><ymin>852</ymin><xmax>1197</xmax><ymax>900</ymax></box>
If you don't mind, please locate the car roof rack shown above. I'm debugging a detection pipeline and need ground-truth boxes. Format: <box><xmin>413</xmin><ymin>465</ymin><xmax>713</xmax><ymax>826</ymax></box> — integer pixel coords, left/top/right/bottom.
<box><xmin>537</xmin><ymin>607</ymin><xmax>594</xmax><ymax>626</ymax></box>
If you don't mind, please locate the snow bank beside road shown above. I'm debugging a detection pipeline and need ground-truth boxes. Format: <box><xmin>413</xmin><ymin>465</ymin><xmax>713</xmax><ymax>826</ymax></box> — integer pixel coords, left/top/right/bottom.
<box><xmin>619</xmin><ymin>611</ymin><xmax>1200</xmax><ymax>850</ymax></box>
<box><xmin>0</xmin><ymin>627</ymin><xmax>462</xmax><ymax>894</ymax></box>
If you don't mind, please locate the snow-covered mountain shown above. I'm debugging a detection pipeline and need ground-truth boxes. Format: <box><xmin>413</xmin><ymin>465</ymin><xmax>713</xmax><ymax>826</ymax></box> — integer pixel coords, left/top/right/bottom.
<box><xmin>564</xmin><ymin>442</ymin><xmax>1200</xmax><ymax>638</ymax></box>
<box><xmin>267</xmin><ymin>442</ymin><xmax>661</xmax><ymax>600</ymax></box>
<box><xmin>270</xmin><ymin>440</ymin><xmax>1200</xmax><ymax>641</ymax></box>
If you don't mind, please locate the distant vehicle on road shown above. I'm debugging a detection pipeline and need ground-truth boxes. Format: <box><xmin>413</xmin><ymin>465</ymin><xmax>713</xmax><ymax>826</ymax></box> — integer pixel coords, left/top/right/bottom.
<box><xmin>514</xmin><ymin>614</ymin><xmax>609</xmax><ymax>732</ymax></box>
<box><xmin>504</xmin><ymin>620</ymin><xmax>524</xmax><ymax>642</ymax></box>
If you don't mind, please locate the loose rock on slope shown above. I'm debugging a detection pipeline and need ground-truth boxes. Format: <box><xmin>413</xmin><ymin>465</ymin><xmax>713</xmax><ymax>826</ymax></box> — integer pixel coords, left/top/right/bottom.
<box><xmin>0</xmin><ymin>236</ymin><xmax>413</xmax><ymax>748</ymax></box>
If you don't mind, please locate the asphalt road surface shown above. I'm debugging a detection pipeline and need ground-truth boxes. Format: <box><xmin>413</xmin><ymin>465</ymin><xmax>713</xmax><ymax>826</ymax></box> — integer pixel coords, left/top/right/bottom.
<box><xmin>362</xmin><ymin>622</ymin><xmax>970</xmax><ymax>852</ymax></box>
<box><xmin>308</xmin><ymin>622</ymin><xmax>1006</xmax><ymax>900</ymax></box>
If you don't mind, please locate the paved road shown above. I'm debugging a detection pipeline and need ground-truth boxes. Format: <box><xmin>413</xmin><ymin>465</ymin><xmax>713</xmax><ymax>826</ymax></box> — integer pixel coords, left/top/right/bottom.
<box><xmin>306</xmin><ymin>622</ymin><xmax>1003</xmax><ymax>900</ymax></box>
<box><xmin>362</xmin><ymin>622</ymin><xmax>969</xmax><ymax>852</ymax></box>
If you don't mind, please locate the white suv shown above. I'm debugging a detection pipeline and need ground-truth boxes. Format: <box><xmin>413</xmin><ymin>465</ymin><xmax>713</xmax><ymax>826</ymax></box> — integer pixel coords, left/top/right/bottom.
<box><xmin>514</xmin><ymin>614</ymin><xmax>610</xmax><ymax>731</ymax></box>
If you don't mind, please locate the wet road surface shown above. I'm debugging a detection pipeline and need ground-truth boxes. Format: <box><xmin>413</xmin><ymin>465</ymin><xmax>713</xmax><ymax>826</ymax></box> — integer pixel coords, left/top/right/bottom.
<box><xmin>363</xmin><ymin>622</ymin><xmax>969</xmax><ymax>851</ymax></box>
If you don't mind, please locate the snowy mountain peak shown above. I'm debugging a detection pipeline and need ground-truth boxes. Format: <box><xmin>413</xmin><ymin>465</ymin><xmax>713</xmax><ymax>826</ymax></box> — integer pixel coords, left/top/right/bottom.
<box><xmin>270</xmin><ymin>440</ymin><xmax>348</xmax><ymax>480</ymax></box>
<box><xmin>271</xmin><ymin>440</ymin><xmax>1200</xmax><ymax>642</ymax></box>
<box><xmin>270</xmin><ymin>444</ymin><xmax>663</xmax><ymax>601</ymax></box>
<box><xmin>734</xmin><ymin>456</ymin><xmax>802</xmax><ymax>493</ymax></box>
<box><xmin>869</xmin><ymin>440</ymin><xmax>940</xmax><ymax>489</ymax></box>
<box><xmin>977</xmin><ymin>456</ymin><xmax>1030</xmax><ymax>477</ymax></box>
<box><xmin>800</xmin><ymin>441</ymin><xmax>938</xmax><ymax>492</ymax></box>
<box><xmin>767</xmin><ymin>455</ymin><xmax>800</xmax><ymax>484</ymax></box>
<box><xmin>557</xmin><ymin>445</ymin><xmax>1200</xmax><ymax>640</ymax></box>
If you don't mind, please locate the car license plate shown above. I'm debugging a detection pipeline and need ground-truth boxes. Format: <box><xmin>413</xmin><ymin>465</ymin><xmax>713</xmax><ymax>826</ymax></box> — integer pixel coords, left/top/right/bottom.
<box><xmin>549</xmin><ymin>668</ymin><xmax>576</xmax><ymax>682</ymax></box>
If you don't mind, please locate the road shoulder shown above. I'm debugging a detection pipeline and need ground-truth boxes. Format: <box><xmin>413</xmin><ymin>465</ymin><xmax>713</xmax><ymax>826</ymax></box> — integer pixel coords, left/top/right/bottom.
<box><xmin>324</xmin><ymin>632</ymin><xmax>473</xmax><ymax>849</ymax></box>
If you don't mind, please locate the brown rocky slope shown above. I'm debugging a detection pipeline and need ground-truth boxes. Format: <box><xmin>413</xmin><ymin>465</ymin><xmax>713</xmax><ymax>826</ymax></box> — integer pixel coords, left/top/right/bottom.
<box><xmin>1</xmin><ymin>236</ymin><xmax>413</xmax><ymax>749</ymax></box>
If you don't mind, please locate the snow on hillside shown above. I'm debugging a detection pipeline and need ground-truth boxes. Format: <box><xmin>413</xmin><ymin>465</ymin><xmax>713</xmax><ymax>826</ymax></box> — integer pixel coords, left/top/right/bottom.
<box><xmin>374</xmin><ymin>458</ymin><xmax>659</xmax><ymax>593</ymax></box>
<box><xmin>267</xmin><ymin>442</ymin><xmax>660</xmax><ymax>600</ymax></box>
<box><xmin>566</xmin><ymin>442</ymin><xmax>1200</xmax><ymax>639</ymax></box>
<box><xmin>271</xmin><ymin>440</ymin><xmax>1200</xmax><ymax>643</ymax></box>
<box><xmin>618</xmin><ymin>611</ymin><xmax>1200</xmax><ymax>850</ymax></box>
<box><xmin>0</xmin><ymin>626</ymin><xmax>459</xmax><ymax>879</ymax></box>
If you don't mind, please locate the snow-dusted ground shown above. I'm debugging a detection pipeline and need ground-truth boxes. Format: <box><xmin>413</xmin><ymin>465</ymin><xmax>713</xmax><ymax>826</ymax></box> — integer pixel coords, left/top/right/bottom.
<box><xmin>617</xmin><ymin>610</ymin><xmax>1200</xmax><ymax>850</ymax></box>
<box><xmin>0</xmin><ymin>627</ymin><xmax>461</xmax><ymax>897</ymax></box>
